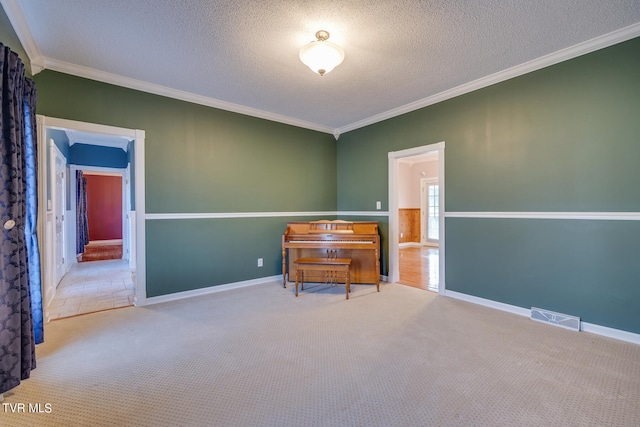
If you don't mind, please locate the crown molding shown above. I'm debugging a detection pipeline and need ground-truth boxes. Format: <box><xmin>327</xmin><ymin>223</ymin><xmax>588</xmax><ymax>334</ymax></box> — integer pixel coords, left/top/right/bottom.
<box><xmin>42</xmin><ymin>57</ymin><xmax>334</xmax><ymax>135</ymax></box>
<box><xmin>0</xmin><ymin>0</ymin><xmax>45</xmax><ymax>73</ymax></box>
<box><xmin>336</xmin><ymin>22</ymin><xmax>640</xmax><ymax>136</ymax></box>
<box><xmin>49</xmin><ymin>21</ymin><xmax>640</xmax><ymax>137</ymax></box>
<box><xmin>5</xmin><ymin>0</ymin><xmax>639</xmax><ymax>137</ymax></box>
<box><xmin>3</xmin><ymin>0</ymin><xmax>328</xmax><ymax>133</ymax></box>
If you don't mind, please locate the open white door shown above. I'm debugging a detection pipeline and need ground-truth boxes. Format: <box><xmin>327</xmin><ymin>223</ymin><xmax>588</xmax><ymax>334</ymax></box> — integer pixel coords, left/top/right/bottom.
<box><xmin>50</xmin><ymin>140</ymin><xmax>67</xmax><ymax>287</ymax></box>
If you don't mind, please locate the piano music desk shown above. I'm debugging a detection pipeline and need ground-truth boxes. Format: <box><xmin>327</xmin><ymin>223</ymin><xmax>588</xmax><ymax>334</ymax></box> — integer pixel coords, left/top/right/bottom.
<box><xmin>294</xmin><ymin>258</ymin><xmax>352</xmax><ymax>300</ymax></box>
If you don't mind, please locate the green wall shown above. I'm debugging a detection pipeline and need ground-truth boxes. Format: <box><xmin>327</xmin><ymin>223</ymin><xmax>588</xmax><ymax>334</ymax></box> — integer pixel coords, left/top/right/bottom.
<box><xmin>446</xmin><ymin>218</ymin><xmax>640</xmax><ymax>332</ymax></box>
<box><xmin>337</xmin><ymin>37</ymin><xmax>640</xmax><ymax>334</ymax></box>
<box><xmin>32</xmin><ymin>71</ymin><xmax>337</xmax><ymax>298</ymax></box>
<box><xmin>146</xmin><ymin>215</ymin><xmax>331</xmax><ymax>297</ymax></box>
<box><xmin>34</xmin><ymin>71</ymin><xmax>337</xmax><ymax>213</ymax></box>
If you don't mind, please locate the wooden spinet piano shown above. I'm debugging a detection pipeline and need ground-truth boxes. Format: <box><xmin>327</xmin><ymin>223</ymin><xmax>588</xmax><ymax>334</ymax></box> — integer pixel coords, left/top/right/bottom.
<box><xmin>282</xmin><ymin>220</ymin><xmax>380</xmax><ymax>286</ymax></box>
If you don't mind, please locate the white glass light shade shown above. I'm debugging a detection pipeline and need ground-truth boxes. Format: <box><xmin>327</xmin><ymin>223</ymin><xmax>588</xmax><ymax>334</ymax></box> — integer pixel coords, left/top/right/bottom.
<box><xmin>299</xmin><ymin>39</ymin><xmax>345</xmax><ymax>76</ymax></box>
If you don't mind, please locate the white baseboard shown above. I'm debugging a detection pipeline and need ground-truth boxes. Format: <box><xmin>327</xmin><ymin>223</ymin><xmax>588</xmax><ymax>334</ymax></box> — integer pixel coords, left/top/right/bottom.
<box><xmin>144</xmin><ymin>275</ymin><xmax>281</xmax><ymax>305</ymax></box>
<box><xmin>145</xmin><ymin>273</ymin><xmax>388</xmax><ymax>306</ymax></box>
<box><xmin>444</xmin><ymin>290</ymin><xmax>640</xmax><ymax>345</ymax></box>
<box><xmin>445</xmin><ymin>290</ymin><xmax>531</xmax><ymax>317</ymax></box>
<box><xmin>580</xmin><ymin>322</ymin><xmax>640</xmax><ymax>345</ymax></box>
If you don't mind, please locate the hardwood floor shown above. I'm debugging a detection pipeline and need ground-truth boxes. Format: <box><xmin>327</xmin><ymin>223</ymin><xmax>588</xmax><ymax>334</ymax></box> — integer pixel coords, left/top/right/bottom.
<box><xmin>399</xmin><ymin>246</ymin><xmax>439</xmax><ymax>291</ymax></box>
<box><xmin>79</xmin><ymin>242</ymin><xmax>123</xmax><ymax>262</ymax></box>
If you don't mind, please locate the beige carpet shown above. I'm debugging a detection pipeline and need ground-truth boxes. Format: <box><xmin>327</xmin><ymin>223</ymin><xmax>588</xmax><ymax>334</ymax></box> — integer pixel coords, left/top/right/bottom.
<box><xmin>3</xmin><ymin>281</ymin><xmax>639</xmax><ymax>426</ymax></box>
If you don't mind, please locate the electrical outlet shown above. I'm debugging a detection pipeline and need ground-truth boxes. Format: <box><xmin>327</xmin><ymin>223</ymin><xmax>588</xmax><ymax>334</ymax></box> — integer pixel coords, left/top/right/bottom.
<box><xmin>257</xmin><ymin>258</ymin><xmax>263</xmax><ymax>267</ymax></box>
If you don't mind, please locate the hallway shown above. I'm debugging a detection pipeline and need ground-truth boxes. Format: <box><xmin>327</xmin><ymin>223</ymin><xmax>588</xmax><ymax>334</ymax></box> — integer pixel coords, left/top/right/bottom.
<box><xmin>48</xmin><ymin>259</ymin><xmax>135</xmax><ymax>320</ymax></box>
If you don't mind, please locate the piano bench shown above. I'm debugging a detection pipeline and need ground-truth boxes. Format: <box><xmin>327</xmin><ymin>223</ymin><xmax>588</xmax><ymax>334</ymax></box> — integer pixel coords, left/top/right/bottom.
<box><xmin>293</xmin><ymin>258</ymin><xmax>352</xmax><ymax>300</ymax></box>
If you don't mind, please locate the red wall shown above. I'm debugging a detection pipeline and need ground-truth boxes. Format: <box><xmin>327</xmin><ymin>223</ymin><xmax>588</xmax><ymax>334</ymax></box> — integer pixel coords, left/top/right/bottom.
<box><xmin>85</xmin><ymin>174</ymin><xmax>122</xmax><ymax>241</ymax></box>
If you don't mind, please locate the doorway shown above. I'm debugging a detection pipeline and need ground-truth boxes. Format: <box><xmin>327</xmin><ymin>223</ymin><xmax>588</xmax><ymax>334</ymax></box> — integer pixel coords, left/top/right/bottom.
<box><xmin>36</xmin><ymin>115</ymin><xmax>147</xmax><ymax>322</ymax></box>
<box><xmin>388</xmin><ymin>142</ymin><xmax>445</xmax><ymax>293</ymax></box>
<box><xmin>71</xmin><ymin>166</ymin><xmax>127</xmax><ymax>263</ymax></box>
<box><xmin>52</xmin><ymin>147</ymin><xmax>132</xmax><ymax>319</ymax></box>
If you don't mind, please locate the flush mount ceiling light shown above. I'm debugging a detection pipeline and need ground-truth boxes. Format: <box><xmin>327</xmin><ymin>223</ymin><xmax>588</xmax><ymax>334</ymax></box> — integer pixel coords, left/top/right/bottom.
<box><xmin>299</xmin><ymin>30</ymin><xmax>345</xmax><ymax>76</ymax></box>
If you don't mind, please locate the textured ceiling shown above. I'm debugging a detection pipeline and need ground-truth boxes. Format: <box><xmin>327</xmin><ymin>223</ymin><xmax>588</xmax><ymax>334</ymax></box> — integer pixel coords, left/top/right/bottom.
<box><xmin>4</xmin><ymin>0</ymin><xmax>640</xmax><ymax>135</ymax></box>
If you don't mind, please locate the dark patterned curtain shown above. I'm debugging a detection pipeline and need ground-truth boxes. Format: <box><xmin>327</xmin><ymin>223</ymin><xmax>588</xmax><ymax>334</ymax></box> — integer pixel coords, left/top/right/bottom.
<box><xmin>24</xmin><ymin>79</ymin><xmax>42</xmax><ymax>344</ymax></box>
<box><xmin>0</xmin><ymin>43</ymin><xmax>40</xmax><ymax>395</ymax></box>
<box><xmin>76</xmin><ymin>170</ymin><xmax>88</xmax><ymax>255</ymax></box>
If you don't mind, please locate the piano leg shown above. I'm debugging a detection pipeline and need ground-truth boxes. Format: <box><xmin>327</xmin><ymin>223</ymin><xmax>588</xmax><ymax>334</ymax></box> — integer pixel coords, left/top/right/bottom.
<box><xmin>282</xmin><ymin>246</ymin><xmax>287</xmax><ymax>287</ymax></box>
<box><xmin>375</xmin><ymin>247</ymin><xmax>380</xmax><ymax>292</ymax></box>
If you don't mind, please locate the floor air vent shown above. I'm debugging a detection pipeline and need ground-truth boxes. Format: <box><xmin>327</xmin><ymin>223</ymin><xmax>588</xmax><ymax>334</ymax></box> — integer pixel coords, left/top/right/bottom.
<box><xmin>530</xmin><ymin>307</ymin><xmax>580</xmax><ymax>331</ymax></box>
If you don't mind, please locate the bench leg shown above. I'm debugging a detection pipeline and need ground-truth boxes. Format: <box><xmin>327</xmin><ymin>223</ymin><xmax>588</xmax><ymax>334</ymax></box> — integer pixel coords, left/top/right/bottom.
<box><xmin>295</xmin><ymin>270</ymin><xmax>299</xmax><ymax>297</ymax></box>
<box><xmin>345</xmin><ymin>269</ymin><xmax>350</xmax><ymax>300</ymax></box>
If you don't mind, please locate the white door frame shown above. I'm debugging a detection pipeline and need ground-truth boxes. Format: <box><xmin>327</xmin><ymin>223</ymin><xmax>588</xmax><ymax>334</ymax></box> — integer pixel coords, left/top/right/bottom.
<box><xmin>70</xmin><ymin>165</ymin><xmax>128</xmax><ymax>261</ymax></box>
<box><xmin>388</xmin><ymin>142</ymin><xmax>445</xmax><ymax>294</ymax></box>
<box><xmin>36</xmin><ymin>115</ymin><xmax>147</xmax><ymax>313</ymax></box>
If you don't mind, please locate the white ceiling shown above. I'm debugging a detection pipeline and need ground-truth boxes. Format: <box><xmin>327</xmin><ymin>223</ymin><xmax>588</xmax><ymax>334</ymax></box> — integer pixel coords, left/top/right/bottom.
<box><xmin>4</xmin><ymin>0</ymin><xmax>640</xmax><ymax>137</ymax></box>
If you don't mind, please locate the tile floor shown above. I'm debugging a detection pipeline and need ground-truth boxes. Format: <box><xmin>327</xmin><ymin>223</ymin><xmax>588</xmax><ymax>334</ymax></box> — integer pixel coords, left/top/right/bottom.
<box><xmin>47</xmin><ymin>259</ymin><xmax>135</xmax><ymax>320</ymax></box>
